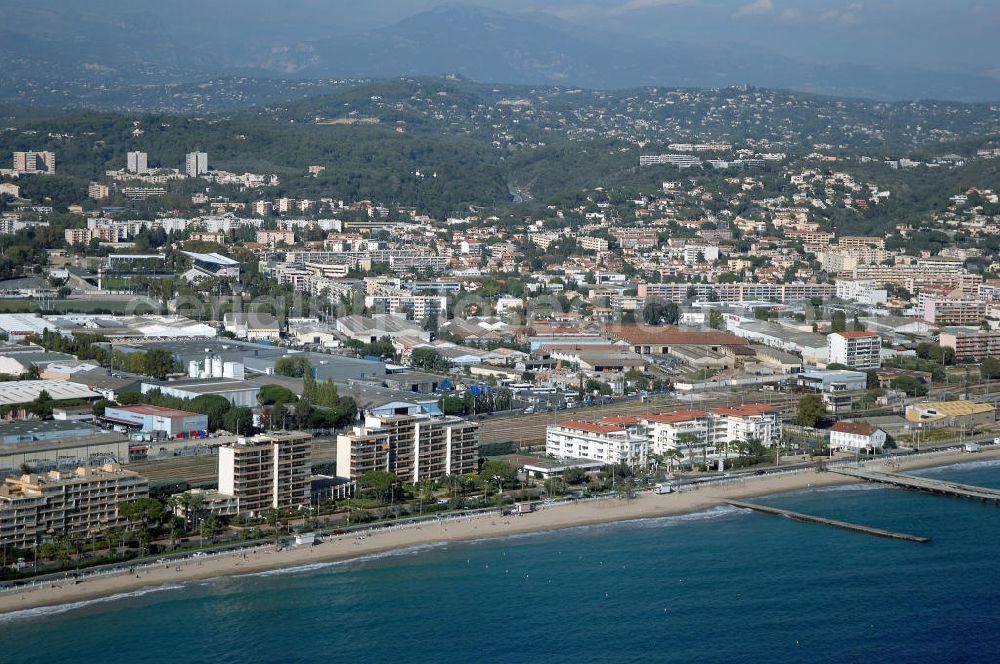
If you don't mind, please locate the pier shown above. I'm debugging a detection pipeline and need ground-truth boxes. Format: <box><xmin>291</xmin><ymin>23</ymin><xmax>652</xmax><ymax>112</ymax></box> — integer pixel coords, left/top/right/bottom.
<box><xmin>726</xmin><ymin>500</ymin><xmax>930</xmax><ymax>543</ymax></box>
<box><xmin>833</xmin><ymin>467</ymin><xmax>1000</xmax><ymax>503</ymax></box>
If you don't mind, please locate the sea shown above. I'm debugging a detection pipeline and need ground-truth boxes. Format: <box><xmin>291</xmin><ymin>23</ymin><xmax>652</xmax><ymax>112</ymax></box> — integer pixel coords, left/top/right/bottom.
<box><xmin>3</xmin><ymin>459</ymin><xmax>1000</xmax><ymax>663</ymax></box>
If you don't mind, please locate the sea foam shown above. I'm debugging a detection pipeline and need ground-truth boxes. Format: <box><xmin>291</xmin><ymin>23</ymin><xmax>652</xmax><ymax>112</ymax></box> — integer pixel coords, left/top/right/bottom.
<box><xmin>0</xmin><ymin>584</ymin><xmax>185</xmax><ymax>623</ymax></box>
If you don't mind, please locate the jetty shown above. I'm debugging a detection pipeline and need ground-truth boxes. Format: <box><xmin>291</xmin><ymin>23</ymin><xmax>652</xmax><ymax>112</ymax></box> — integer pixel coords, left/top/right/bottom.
<box><xmin>727</xmin><ymin>500</ymin><xmax>930</xmax><ymax>543</ymax></box>
<box><xmin>833</xmin><ymin>467</ymin><xmax>1000</xmax><ymax>503</ymax></box>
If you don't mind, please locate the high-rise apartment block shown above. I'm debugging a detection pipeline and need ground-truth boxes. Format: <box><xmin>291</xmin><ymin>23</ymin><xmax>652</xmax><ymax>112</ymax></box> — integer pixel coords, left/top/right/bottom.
<box><xmin>827</xmin><ymin>331</ymin><xmax>881</xmax><ymax>369</ymax></box>
<box><xmin>185</xmin><ymin>151</ymin><xmax>209</xmax><ymax>177</ymax></box>
<box><xmin>0</xmin><ymin>464</ymin><xmax>148</xmax><ymax>548</ymax></box>
<box><xmin>13</xmin><ymin>151</ymin><xmax>56</xmax><ymax>175</ymax></box>
<box><xmin>127</xmin><ymin>151</ymin><xmax>148</xmax><ymax>174</ymax></box>
<box><xmin>88</xmin><ymin>182</ymin><xmax>110</xmax><ymax>200</ymax></box>
<box><xmin>218</xmin><ymin>433</ymin><xmax>312</xmax><ymax>515</ymax></box>
<box><xmin>336</xmin><ymin>413</ymin><xmax>479</xmax><ymax>483</ymax></box>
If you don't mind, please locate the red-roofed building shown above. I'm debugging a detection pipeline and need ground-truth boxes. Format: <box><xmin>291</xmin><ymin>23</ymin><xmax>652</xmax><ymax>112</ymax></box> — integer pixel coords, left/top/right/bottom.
<box><xmin>547</xmin><ymin>419</ymin><xmax>647</xmax><ymax>467</ymax></box>
<box><xmin>708</xmin><ymin>403</ymin><xmax>782</xmax><ymax>447</ymax></box>
<box><xmin>103</xmin><ymin>404</ymin><xmax>209</xmax><ymax>438</ymax></box>
<box><xmin>829</xmin><ymin>421</ymin><xmax>886</xmax><ymax>452</ymax></box>
<box><xmin>828</xmin><ymin>331</ymin><xmax>881</xmax><ymax>370</ymax></box>
<box><xmin>641</xmin><ymin>410</ymin><xmax>711</xmax><ymax>457</ymax></box>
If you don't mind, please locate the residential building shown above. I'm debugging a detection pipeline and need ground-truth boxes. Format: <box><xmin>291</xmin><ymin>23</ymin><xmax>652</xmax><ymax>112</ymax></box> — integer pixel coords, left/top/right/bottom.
<box><xmin>546</xmin><ymin>419</ymin><xmax>648</xmax><ymax>467</ymax></box>
<box><xmin>579</xmin><ymin>236</ymin><xmax>610</xmax><ymax>252</ymax></box>
<box><xmin>0</xmin><ymin>464</ymin><xmax>148</xmax><ymax>548</ymax></box>
<box><xmin>218</xmin><ymin>433</ymin><xmax>312</xmax><ymax>514</ymax></box>
<box><xmin>641</xmin><ymin>410</ymin><xmax>711</xmax><ymax>456</ymax></box>
<box><xmin>923</xmin><ymin>298</ymin><xmax>987</xmax><ymax>326</ymax></box>
<box><xmin>127</xmin><ymin>151</ymin><xmax>148</xmax><ymax>174</ymax></box>
<box><xmin>88</xmin><ymin>182</ymin><xmax>110</xmax><ymax>200</ymax></box>
<box><xmin>13</xmin><ymin>151</ymin><xmax>56</xmax><ymax>175</ymax></box>
<box><xmin>836</xmin><ymin>280</ymin><xmax>888</xmax><ymax>306</ymax></box>
<box><xmin>185</xmin><ymin>151</ymin><xmax>209</xmax><ymax>177</ymax></box>
<box><xmin>939</xmin><ymin>327</ymin><xmax>1000</xmax><ymax>360</ymax></box>
<box><xmin>256</xmin><ymin>229</ymin><xmax>295</xmax><ymax>246</ymax></box>
<box><xmin>827</xmin><ymin>331</ymin><xmax>881</xmax><ymax>369</ymax></box>
<box><xmin>708</xmin><ymin>404</ymin><xmax>782</xmax><ymax>447</ymax></box>
<box><xmin>336</xmin><ymin>413</ymin><xmax>479</xmax><ymax>483</ymax></box>
<box><xmin>829</xmin><ymin>421</ymin><xmax>887</xmax><ymax>452</ymax></box>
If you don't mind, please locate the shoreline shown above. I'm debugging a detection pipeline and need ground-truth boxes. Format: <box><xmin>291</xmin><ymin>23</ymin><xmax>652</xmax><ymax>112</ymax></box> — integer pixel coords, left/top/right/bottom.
<box><xmin>3</xmin><ymin>447</ymin><xmax>999</xmax><ymax>617</ymax></box>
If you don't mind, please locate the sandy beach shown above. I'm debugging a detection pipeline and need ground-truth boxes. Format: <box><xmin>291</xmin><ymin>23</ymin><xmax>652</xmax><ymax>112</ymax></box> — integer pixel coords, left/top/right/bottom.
<box><xmin>3</xmin><ymin>448</ymin><xmax>998</xmax><ymax>616</ymax></box>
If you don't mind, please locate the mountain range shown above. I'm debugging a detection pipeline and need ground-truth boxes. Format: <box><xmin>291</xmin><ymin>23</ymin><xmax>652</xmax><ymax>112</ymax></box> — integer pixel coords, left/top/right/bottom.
<box><xmin>2</xmin><ymin>3</ymin><xmax>1000</xmax><ymax>105</ymax></box>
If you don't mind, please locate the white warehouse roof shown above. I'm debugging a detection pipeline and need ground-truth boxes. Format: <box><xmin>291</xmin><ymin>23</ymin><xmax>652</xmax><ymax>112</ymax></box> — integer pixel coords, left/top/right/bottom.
<box><xmin>0</xmin><ymin>380</ymin><xmax>100</xmax><ymax>405</ymax></box>
<box><xmin>182</xmin><ymin>251</ymin><xmax>240</xmax><ymax>266</ymax></box>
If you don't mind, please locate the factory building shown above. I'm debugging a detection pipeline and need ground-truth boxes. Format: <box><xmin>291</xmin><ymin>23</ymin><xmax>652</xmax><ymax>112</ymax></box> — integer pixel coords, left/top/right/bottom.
<box><xmin>102</xmin><ymin>404</ymin><xmax>209</xmax><ymax>438</ymax></box>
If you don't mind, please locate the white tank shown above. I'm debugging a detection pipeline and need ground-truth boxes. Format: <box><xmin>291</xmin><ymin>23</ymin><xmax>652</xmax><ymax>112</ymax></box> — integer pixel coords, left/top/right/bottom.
<box><xmin>188</xmin><ymin>360</ymin><xmax>199</xmax><ymax>378</ymax></box>
<box><xmin>212</xmin><ymin>356</ymin><xmax>223</xmax><ymax>378</ymax></box>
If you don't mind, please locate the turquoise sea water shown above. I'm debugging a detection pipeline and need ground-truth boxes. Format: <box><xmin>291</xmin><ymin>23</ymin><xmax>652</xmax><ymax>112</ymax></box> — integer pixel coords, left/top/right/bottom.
<box><xmin>3</xmin><ymin>459</ymin><xmax>1000</xmax><ymax>663</ymax></box>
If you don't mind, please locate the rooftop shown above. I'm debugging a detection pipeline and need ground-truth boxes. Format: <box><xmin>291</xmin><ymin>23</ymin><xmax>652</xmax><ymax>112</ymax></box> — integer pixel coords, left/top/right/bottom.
<box><xmin>555</xmin><ymin>420</ymin><xmax>625</xmax><ymax>434</ymax></box>
<box><xmin>642</xmin><ymin>409</ymin><xmax>710</xmax><ymax>424</ymax></box>
<box><xmin>182</xmin><ymin>250</ymin><xmax>240</xmax><ymax>266</ymax></box>
<box><xmin>603</xmin><ymin>324</ymin><xmax>748</xmax><ymax>347</ymax></box>
<box><xmin>830</xmin><ymin>421</ymin><xmax>880</xmax><ymax>436</ymax></box>
<box><xmin>710</xmin><ymin>404</ymin><xmax>779</xmax><ymax>417</ymax></box>
<box><xmin>0</xmin><ymin>380</ymin><xmax>100</xmax><ymax>406</ymax></box>
<box><xmin>110</xmin><ymin>404</ymin><xmax>203</xmax><ymax>418</ymax></box>
<box><xmin>833</xmin><ymin>331</ymin><xmax>878</xmax><ymax>338</ymax></box>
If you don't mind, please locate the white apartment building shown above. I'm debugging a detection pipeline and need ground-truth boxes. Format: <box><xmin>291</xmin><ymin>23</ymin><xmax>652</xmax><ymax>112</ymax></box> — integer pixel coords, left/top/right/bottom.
<box><xmin>185</xmin><ymin>151</ymin><xmax>209</xmax><ymax>177</ymax></box>
<box><xmin>827</xmin><ymin>331</ymin><xmax>881</xmax><ymax>369</ymax></box>
<box><xmin>641</xmin><ymin>410</ymin><xmax>712</xmax><ymax>456</ymax></box>
<box><xmin>546</xmin><ymin>420</ymin><xmax>648</xmax><ymax>467</ymax></box>
<box><xmin>127</xmin><ymin>151</ymin><xmax>148</xmax><ymax>174</ymax></box>
<box><xmin>836</xmin><ymin>280</ymin><xmax>888</xmax><ymax>306</ymax></box>
<box><xmin>709</xmin><ymin>405</ymin><xmax>783</xmax><ymax>447</ymax></box>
